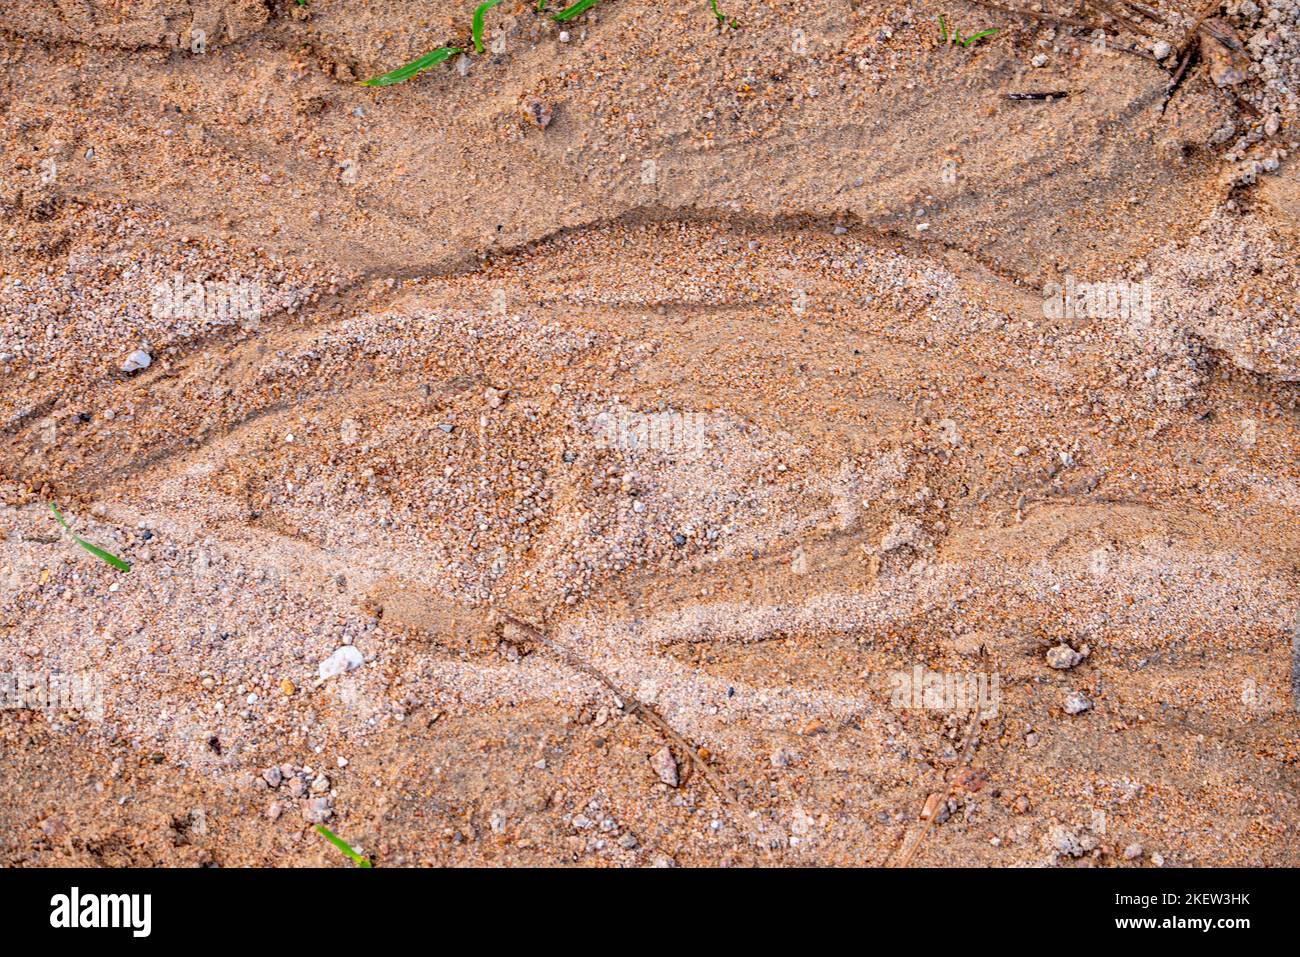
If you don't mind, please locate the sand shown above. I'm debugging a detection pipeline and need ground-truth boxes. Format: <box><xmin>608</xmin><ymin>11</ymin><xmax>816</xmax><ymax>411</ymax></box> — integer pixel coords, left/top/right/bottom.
<box><xmin>0</xmin><ymin>0</ymin><xmax>1297</xmax><ymax>867</ymax></box>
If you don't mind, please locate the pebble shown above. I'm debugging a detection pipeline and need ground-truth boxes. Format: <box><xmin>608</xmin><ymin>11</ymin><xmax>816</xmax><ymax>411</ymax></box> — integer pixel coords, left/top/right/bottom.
<box><xmin>524</xmin><ymin>101</ymin><xmax>554</xmax><ymax>129</ymax></box>
<box><xmin>1046</xmin><ymin>643</ymin><xmax>1085</xmax><ymax>670</ymax></box>
<box><xmin>319</xmin><ymin>645</ymin><xmax>364</xmax><ymax>680</ymax></box>
<box><xmin>266</xmin><ymin>801</ymin><xmax>284</xmax><ymax>821</ymax></box>
<box><xmin>302</xmin><ymin>796</ymin><xmax>333</xmax><ymax>824</ymax></box>
<box><xmin>310</xmin><ymin>773</ymin><xmax>330</xmax><ymax>794</ymax></box>
<box><xmin>1064</xmin><ymin>690</ymin><xmax>1093</xmax><ymax>714</ymax></box>
<box><xmin>261</xmin><ymin>766</ymin><xmax>282</xmax><ymax>788</ymax></box>
<box><xmin>120</xmin><ymin>349</ymin><xmax>152</xmax><ymax>373</ymax></box>
<box><xmin>770</xmin><ymin>747</ymin><xmax>796</xmax><ymax>768</ymax></box>
<box><xmin>1153</xmin><ymin>40</ymin><xmax>1172</xmax><ymax>60</ymax></box>
<box><xmin>650</xmin><ymin>745</ymin><xmax>679</xmax><ymax>787</ymax></box>
<box><xmin>1123</xmin><ymin>843</ymin><xmax>1144</xmax><ymax>859</ymax></box>
<box><xmin>1047</xmin><ymin>824</ymin><xmax>1084</xmax><ymax>857</ymax></box>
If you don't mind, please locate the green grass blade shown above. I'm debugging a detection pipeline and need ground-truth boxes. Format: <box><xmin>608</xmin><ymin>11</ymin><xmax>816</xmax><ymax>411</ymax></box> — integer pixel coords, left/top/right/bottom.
<box><xmin>50</xmin><ymin>504</ymin><xmax>132</xmax><ymax>573</ymax></box>
<box><xmin>939</xmin><ymin>14</ymin><xmax>948</xmax><ymax>43</ymax></box>
<box><xmin>537</xmin><ymin>0</ymin><xmax>546</xmax><ymax>9</ymax></box>
<box><xmin>709</xmin><ymin>0</ymin><xmax>737</xmax><ymax>26</ymax></box>
<box><xmin>472</xmin><ymin>0</ymin><xmax>502</xmax><ymax>53</ymax></box>
<box><xmin>961</xmin><ymin>28</ymin><xmax>998</xmax><ymax>46</ymax></box>
<box><xmin>316</xmin><ymin>825</ymin><xmax>373</xmax><ymax>867</ymax></box>
<box><xmin>360</xmin><ymin>45</ymin><xmax>463</xmax><ymax>87</ymax></box>
<box><xmin>551</xmin><ymin>0</ymin><xmax>600</xmax><ymax>22</ymax></box>
<box><xmin>73</xmin><ymin>536</ymin><xmax>132</xmax><ymax>572</ymax></box>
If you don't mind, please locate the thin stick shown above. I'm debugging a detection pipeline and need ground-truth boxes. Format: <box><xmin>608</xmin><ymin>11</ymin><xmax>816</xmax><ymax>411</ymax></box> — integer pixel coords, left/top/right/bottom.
<box><xmin>1111</xmin><ymin>41</ymin><xmax>1160</xmax><ymax>62</ymax></box>
<box><xmin>961</xmin><ymin>0</ymin><xmax>1101</xmax><ymax>31</ymax></box>
<box><xmin>1121</xmin><ymin>0</ymin><xmax>1172</xmax><ymax>24</ymax></box>
<box><xmin>1176</xmin><ymin>0</ymin><xmax>1221</xmax><ymax>58</ymax></box>
<box><xmin>961</xmin><ymin>0</ymin><xmax>1158</xmax><ymax>61</ymax></box>
<box><xmin>891</xmin><ymin>706</ymin><xmax>985</xmax><ymax>868</ymax></box>
<box><xmin>1089</xmin><ymin>0</ymin><xmax>1162</xmax><ymax>38</ymax></box>
<box><xmin>499</xmin><ymin>613</ymin><xmax>738</xmax><ymax>805</ymax></box>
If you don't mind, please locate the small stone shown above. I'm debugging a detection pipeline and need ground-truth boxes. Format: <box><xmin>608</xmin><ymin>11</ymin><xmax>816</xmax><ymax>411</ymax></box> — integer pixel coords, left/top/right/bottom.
<box><xmin>121</xmin><ymin>349</ymin><xmax>152</xmax><ymax>373</ymax></box>
<box><xmin>261</xmin><ymin>766</ymin><xmax>282</xmax><ymax>788</ymax></box>
<box><xmin>310</xmin><ymin>773</ymin><xmax>330</xmax><ymax>794</ymax></box>
<box><xmin>319</xmin><ymin>645</ymin><xmax>364</xmax><ymax>680</ymax></box>
<box><xmin>1046</xmin><ymin>644</ymin><xmax>1084</xmax><ymax>670</ymax></box>
<box><xmin>200</xmin><ymin>676</ymin><xmax>216</xmax><ymax>690</ymax></box>
<box><xmin>650</xmin><ymin>745</ymin><xmax>678</xmax><ymax>787</ymax></box>
<box><xmin>489</xmin><ymin>808</ymin><xmax>508</xmax><ymax>833</ymax></box>
<box><xmin>618</xmin><ymin>832</ymin><xmax>639</xmax><ymax>850</ymax></box>
<box><xmin>1123</xmin><ymin>843</ymin><xmax>1144</xmax><ymax>860</ymax></box>
<box><xmin>280</xmin><ymin>679</ymin><xmax>296</xmax><ymax>696</ymax></box>
<box><xmin>484</xmin><ymin>387</ymin><xmax>504</xmax><ymax>409</ymax></box>
<box><xmin>1150</xmin><ymin>852</ymin><xmax>1165</xmax><ymax>867</ymax></box>
<box><xmin>920</xmin><ymin>792</ymin><xmax>945</xmax><ymax>821</ymax></box>
<box><xmin>1203</xmin><ymin>29</ymin><xmax>1249</xmax><ymax>86</ymax></box>
<box><xmin>265</xmin><ymin>801</ymin><xmax>284</xmax><ymax>821</ymax></box>
<box><xmin>790</xmin><ymin>806</ymin><xmax>816</xmax><ymax>837</ymax></box>
<box><xmin>524</xmin><ymin>100</ymin><xmax>554</xmax><ymax>129</ymax></box>
<box><xmin>302</xmin><ymin>796</ymin><xmax>332</xmax><ymax>824</ymax></box>
<box><xmin>1152</xmin><ymin>40</ymin><xmax>1171</xmax><ymax>59</ymax></box>
<box><xmin>1031</xmin><ymin>53</ymin><xmax>1048</xmax><ymax>67</ymax></box>
<box><xmin>769</xmin><ymin>747</ymin><xmax>796</xmax><ymax>768</ymax></box>
<box><xmin>1064</xmin><ymin>690</ymin><xmax>1093</xmax><ymax>714</ymax></box>
<box><xmin>1048</xmin><ymin>825</ymin><xmax>1084</xmax><ymax>857</ymax></box>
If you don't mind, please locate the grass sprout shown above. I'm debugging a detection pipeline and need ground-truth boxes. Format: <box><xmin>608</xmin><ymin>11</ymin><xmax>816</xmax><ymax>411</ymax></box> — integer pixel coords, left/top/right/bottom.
<box><xmin>710</xmin><ymin>0</ymin><xmax>738</xmax><ymax>28</ymax></box>
<box><xmin>472</xmin><ymin>0</ymin><xmax>502</xmax><ymax>53</ymax></box>
<box><xmin>551</xmin><ymin>0</ymin><xmax>601</xmax><ymax>22</ymax></box>
<box><xmin>50</xmin><ymin>504</ymin><xmax>131</xmax><ymax>573</ymax></box>
<box><xmin>358</xmin><ymin>0</ymin><xmax>623</xmax><ymax>88</ymax></box>
<box><xmin>316</xmin><ymin>825</ymin><xmax>373</xmax><ymax>867</ymax></box>
<box><xmin>938</xmin><ymin>15</ymin><xmax>999</xmax><ymax>47</ymax></box>
<box><xmin>959</xmin><ymin>28</ymin><xmax>999</xmax><ymax>45</ymax></box>
<box><xmin>361</xmin><ymin>45</ymin><xmax>463</xmax><ymax>86</ymax></box>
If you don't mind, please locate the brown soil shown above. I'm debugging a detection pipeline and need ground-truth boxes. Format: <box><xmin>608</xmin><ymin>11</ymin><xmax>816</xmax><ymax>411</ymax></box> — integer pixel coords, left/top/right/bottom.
<box><xmin>0</xmin><ymin>0</ymin><xmax>1297</xmax><ymax>867</ymax></box>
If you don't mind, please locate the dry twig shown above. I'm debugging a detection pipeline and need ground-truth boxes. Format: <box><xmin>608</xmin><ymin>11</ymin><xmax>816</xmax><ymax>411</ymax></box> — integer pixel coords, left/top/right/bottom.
<box><xmin>499</xmin><ymin>612</ymin><xmax>738</xmax><ymax>805</ymax></box>
<box><xmin>890</xmin><ymin>706</ymin><xmax>986</xmax><ymax>868</ymax></box>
